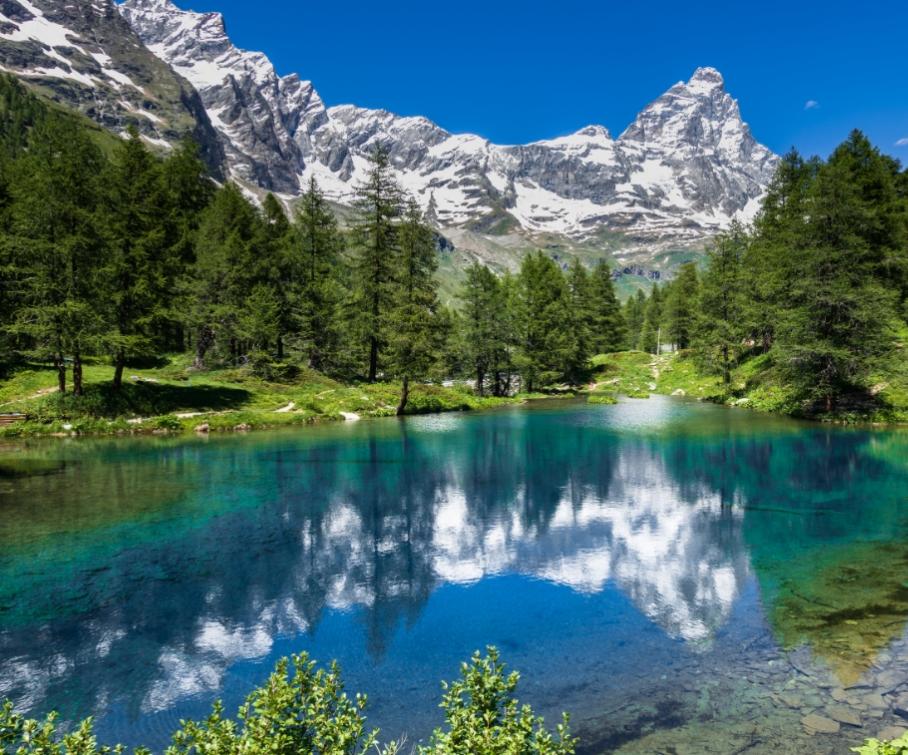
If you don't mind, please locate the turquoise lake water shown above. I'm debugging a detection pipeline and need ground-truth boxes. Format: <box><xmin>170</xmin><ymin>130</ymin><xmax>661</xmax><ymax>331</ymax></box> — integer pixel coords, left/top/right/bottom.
<box><xmin>2</xmin><ymin>397</ymin><xmax>908</xmax><ymax>753</ymax></box>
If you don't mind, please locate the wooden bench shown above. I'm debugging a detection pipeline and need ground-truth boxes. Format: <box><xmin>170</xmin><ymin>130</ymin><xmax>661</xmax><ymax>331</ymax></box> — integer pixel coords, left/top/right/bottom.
<box><xmin>0</xmin><ymin>414</ymin><xmax>27</xmax><ymax>427</ymax></box>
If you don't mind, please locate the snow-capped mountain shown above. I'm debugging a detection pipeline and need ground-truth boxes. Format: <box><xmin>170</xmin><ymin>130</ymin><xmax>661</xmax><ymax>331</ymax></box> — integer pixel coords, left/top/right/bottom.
<box><xmin>0</xmin><ymin>0</ymin><xmax>224</xmax><ymax>172</ymax></box>
<box><xmin>119</xmin><ymin>0</ymin><xmax>777</xmax><ymax>250</ymax></box>
<box><xmin>0</xmin><ymin>0</ymin><xmax>778</xmax><ymax>261</ymax></box>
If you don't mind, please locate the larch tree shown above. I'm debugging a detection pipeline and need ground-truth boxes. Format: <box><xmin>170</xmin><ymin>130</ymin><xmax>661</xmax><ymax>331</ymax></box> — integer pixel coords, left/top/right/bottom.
<box><xmin>351</xmin><ymin>146</ymin><xmax>403</xmax><ymax>382</ymax></box>
<box><xmin>387</xmin><ymin>200</ymin><xmax>440</xmax><ymax>414</ymax></box>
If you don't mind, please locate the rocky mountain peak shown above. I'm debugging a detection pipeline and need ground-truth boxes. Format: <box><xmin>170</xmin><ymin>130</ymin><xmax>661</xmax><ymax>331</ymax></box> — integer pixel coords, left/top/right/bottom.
<box><xmin>0</xmin><ymin>0</ymin><xmax>780</xmax><ymax>277</ymax></box>
<box><xmin>0</xmin><ymin>0</ymin><xmax>224</xmax><ymax>172</ymax></box>
<box><xmin>686</xmin><ymin>66</ymin><xmax>725</xmax><ymax>92</ymax></box>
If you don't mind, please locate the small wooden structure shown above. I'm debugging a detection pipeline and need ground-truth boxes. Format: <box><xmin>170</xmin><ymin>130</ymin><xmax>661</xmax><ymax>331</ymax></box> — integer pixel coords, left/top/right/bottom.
<box><xmin>0</xmin><ymin>413</ymin><xmax>27</xmax><ymax>427</ymax></box>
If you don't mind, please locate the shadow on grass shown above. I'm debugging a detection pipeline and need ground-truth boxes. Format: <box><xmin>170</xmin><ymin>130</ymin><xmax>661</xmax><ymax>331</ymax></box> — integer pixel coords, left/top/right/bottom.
<box><xmin>37</xmin><ymin>381</ymin><xmax>252</xmax><ymax>419</ymax></box>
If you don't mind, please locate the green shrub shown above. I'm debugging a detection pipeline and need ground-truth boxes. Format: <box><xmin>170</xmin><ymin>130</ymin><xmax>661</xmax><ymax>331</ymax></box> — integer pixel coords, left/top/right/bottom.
<box><xmin>154</xmin><ymin>415</ymin><xmax>183</xmax><ymax>431</ymax></box>
<box><xmin>419</xmin><ymin>647</ymin><xmax>576</xmax><ymax>755</ymax></box>
<box><xmin>0</xmin><ymin>700</ymin><xmax>146</xmax><ymax>754</ymax></box>
<box><xmin>167</xmin><ymin>654</ymin><xmax>393</xmax><ymax>755</ymax></box>
<box><xmin>854</xmin><ymin>734</ymin><xmax>908</xmax><ymax>755</ymax></box>
<box><xmin>587</xmin><ymin>392</ymin><xmax>618</xmax><ymax>405</ymax></box>
<box><xmin>0</xmin><ymin>649</ymin><xmax>575</xmax><ymax>755</ymax></box>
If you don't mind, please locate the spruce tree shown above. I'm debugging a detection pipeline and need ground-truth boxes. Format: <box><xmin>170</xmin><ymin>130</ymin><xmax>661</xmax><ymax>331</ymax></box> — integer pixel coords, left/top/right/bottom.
<box><xmin>460</xmin><ymin>262</ymin><xmax>507</xmax><ymax>396</ymax></box>
<box><xmin>8</xmin><ymin>113</ymin><xmax>105</xmax><ymax>394</ymax></box>
<box><xmin>565</xmin><ymin>259</ymin><xmax>594</xmax><ymax>386</ymax></box>
<box><xmin>258</xmin><ymin>193</ymin><xmax>293</xmax><ymax>359</ymax></box>
<box><xmin>623</xmin><ymin>289</ymin><xmax>646</xmax><ymax>350</ymax></box>
<box><xmin>351</xmin><ymin>146</ymin><xmax>403</xmax><ymax>382</ymax></box>
<box><xmin>514</xmin><ymin>252</ymin><xmax>573</xmax><ymax>391</ymax></box>
<box><xmin>103</xmin><ymin>127</ymin><xmax>167</xmax><ymax>389</ymax></box>
<box><xmin>590</xmin><ymin>261</ymin><xmax>626</xmax><ymax>353</ymax></box>
<box><xmin>186</xmin><ymin>184</ymin><xmax>264</xmax><ymax>368</ymax></box>
<box><xmin>696</xmin><ymin>224</ymin><xmax>748</xmax><ymax>383</ymax></box>
<box><xmin>387</xmin><ymin>200</ymin><xmax>439</xmax><ymax>414</ymax></box>
<box><xmin>292</xmin><ymin>177</ymin><xmax>342</xmax><ymax>371</ymax></box>
<box><xmin>640</xmin><ymin>285</ymin><xmax>663</xmax><ymax>354</ymax></box>
<box><xmin>776</xmin><ymin>134</ymin><xmax>900</xmax><ymax>410</ymax></box>
<box><xmin>664</xmin><ymin>262</ymin><xmax>699</xmax><ymax>350</ymax></box>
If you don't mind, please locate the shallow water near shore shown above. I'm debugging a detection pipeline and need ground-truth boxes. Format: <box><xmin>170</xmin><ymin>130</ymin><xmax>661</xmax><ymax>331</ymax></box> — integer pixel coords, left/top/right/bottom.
<box><xmin>2</xmin><ymin>396</ymin><xmax>908</xmax><ymax>753</ymax></box>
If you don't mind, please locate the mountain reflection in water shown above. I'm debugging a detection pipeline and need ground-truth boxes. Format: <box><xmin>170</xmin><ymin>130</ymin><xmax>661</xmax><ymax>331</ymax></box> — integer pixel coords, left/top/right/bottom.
<box><xmin>1</xmin><ymin>397</ymin><xmax>908</xmax><ymax>751</ymax></box>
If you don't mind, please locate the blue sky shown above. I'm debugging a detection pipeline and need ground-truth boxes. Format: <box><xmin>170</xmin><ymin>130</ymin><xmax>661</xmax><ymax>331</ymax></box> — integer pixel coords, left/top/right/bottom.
<box><xmin>190</xmin><ymin>0</ymin><xmax>907</xmax><ymax>160</ymax></box>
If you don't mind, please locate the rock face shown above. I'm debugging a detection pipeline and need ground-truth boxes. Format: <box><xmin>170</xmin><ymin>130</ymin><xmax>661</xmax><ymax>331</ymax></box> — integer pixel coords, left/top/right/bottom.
<box><xmin>0</xmin><ymin>0</ymin><xmax>224</xmax><ymax>173</ymax></box>
<box><xmin>118</xmin><ymin>0</ymin><xmax>778</xmax><ymax>247</ymax></box>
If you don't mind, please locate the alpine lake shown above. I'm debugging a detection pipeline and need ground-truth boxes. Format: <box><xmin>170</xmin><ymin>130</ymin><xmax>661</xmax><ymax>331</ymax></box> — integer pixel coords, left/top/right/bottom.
<box><xmin>2</xmin><ymin>396</ymin><xmax>908</xmax><ymax>753</ymax></box>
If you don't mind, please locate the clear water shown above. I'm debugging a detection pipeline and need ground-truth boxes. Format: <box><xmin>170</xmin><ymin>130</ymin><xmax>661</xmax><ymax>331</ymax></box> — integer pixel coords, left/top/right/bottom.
<box><xmin>2</xmin><ymin>397</ymin><xmax>908</xmax><ymax>753</ymax></box>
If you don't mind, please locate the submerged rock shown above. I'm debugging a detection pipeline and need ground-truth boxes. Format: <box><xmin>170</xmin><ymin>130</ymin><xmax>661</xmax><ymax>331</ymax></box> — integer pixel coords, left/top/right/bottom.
<box><xmin>825</xmin><ymin>704</ymin><xmax>862</xmax><ymax>727</ymax></box>
<box><xmin>801</xmin><ymin>714</ymin><xmax>840</xmax><ymax>734</ymax></box>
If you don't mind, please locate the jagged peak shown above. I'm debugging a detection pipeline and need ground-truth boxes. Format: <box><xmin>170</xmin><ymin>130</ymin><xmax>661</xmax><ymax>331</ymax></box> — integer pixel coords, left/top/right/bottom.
<box><xmin>120</xmin><ymin>0</ymin><xmax>181</xmax><ymax>12</ymax></box>
<box><xmin>575</xmin><ymin>124</ymin><xmax>612</xmax><ymax>139</ymax></box>
<box><xmin>687</xmin><ymin>66</ymin><xmax>725</xmax><ymax>91</ymax></box>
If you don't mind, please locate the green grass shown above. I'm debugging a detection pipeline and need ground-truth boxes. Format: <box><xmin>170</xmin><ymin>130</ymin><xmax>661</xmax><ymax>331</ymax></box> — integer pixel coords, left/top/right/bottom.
<box><xmin>0</xmin><ymin>356</ymin><xmax>533</xmax><ymax>437</ymax></box>
<box><xmin>590</xmin><ymin>341</ymin><xmax>908</xmax><ymax>423</ymax></box>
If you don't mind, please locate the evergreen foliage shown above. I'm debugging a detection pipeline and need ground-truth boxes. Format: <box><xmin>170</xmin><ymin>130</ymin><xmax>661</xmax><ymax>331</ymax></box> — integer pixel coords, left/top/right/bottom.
<box><xmin>3</xmin><ymin>70</ymin><xmax>904</xmax><ymax>418</ymax></box>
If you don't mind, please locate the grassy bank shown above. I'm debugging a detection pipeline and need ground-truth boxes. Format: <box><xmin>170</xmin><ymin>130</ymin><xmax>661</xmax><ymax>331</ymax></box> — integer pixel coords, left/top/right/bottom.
<box><xmin>0</xmin><ymin>356</ymin><xmax>541</xmax><ymax>438</ymax></box>
<box><xmin>591</xmin><ymin>346</ymin><xmax>908</xmax><ymax>423</ymax></box>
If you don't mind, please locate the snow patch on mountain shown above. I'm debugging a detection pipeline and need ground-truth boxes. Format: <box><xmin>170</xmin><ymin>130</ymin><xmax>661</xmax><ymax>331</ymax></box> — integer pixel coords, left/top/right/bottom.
<box><xmin>118</xmin><ymin>0</ymin><xmax>777</xmax><ymax>250</ymax></box>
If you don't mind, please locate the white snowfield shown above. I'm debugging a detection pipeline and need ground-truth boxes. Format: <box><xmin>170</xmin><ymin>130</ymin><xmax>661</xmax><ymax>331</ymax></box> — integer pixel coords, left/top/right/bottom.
<box><xmin>118</xmin><ymin>0</ymin><xmax>778</xmax><ymax>245</ymax></box>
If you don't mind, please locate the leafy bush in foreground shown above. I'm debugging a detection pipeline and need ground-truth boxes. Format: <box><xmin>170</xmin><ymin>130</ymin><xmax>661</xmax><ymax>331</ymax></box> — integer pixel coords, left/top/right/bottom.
<box><xmin>419</xmin><ymin>647</ymin><xmax>576</xmax><ymax>755</ymax></box>
<box><xmin>0</xmin><ymin>649</ymin><xmax>574</xmax><ymax>755</ymax></box>
<box><xmin>853</xmin><ymin>733</ymin><xmax>908</xmax><ymax>755</ymax></box>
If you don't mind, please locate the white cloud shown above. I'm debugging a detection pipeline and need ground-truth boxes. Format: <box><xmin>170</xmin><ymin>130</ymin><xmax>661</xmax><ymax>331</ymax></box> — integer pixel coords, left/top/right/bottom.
<box><xmin>804</xmin><ymin>100</ymin><xmax>820</xmax><ymax>111</ymax></box>
<box><xmin>896</xmin><ymin>137</ymin><xmax>908</xmax><ymax>147</ymax></box>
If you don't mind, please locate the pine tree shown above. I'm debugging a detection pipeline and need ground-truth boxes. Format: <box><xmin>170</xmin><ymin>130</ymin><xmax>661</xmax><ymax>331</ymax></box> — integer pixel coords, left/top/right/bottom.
<box><xmin>257</xmin><ymin>193</ymin><xmax>293</xmax><ymax>359</ymax></box>
<box><xmin>103</xmin><ymin>127</ymin><xmax>167</xmax><ymax>389</ymax></box>
<box><xmin>514</xmin><ymin>252</ymin><xmax>573</xmax><ymax>391</ymax></box>
<box><xmin>664</xmin><ymin>262</ymin><xmax>699</xmax><ymax>350</ymax></box>
<box><xmin>387</xmin><ymin>200</ymin><xmax>440</xmax><ymax>414</ymax></box>
<box><xmin>590</xmin><ymin>261</ymin><xmax>626</xmax><ymax>353</ymax></box>
<box><xmin>186</xmin><ymin>184</ymin><xmax>264</xmax><ymax>368</ymax></box>
<box><xmin>775</xmin><ymin>133</ymin><xmax>900</xmax><ymax>410</ymax></box>
<box><xmin>623</xmin><ymin>289</ymin><xmax>646</xmax><ymax>350</ymax></box>
<box><xmin>460</xmin><ymin>263</ymin><xmax>508</xmax><ymax>396</ymax></box>
<box><xmin>292</xmin><ymin>177</ymin><xmax>342</xmax><ymax>371</ymax></box>
<box><xmin>351</xmin><ymin>146</ymin><xmax>403</xmax><ymax>382</ymax></box>
<box><xmin>743</xmin><ymin>149</ymin><xmax>818</xmax><ymax>352</ymax></box>
<box><xmin>564</xmin><ymin>259</ymin><xmax>594</xmax><ymax>386</ymax></box>
<box><xmin>696</xmin><ymin>224</ymin><xmax>748</xmax><ymax>383</ymax></box>
<box><xmin>8</xmin><ymin>113</ymin><xmax>106</xmax><ymax>394</ymax></box>
<box><xmin>640</xmin><ymin>285</ymin><xmax>662</xmax><ymax>354</ymax></box>
<box><xmin>158</xmin><ymin>138</ymin><xmax>214</xmax><ymax>352</ymax></box>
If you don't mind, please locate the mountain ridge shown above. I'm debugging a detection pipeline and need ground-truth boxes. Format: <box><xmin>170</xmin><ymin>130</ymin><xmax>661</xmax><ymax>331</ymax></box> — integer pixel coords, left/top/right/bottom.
<box><xmin>118</xmin><ymin>0</ymin><xmax>778</xmax><ymax>254</ymax></box>
<box><xmin>0</xmin><ymin>0</ymin><xmax>779</xmax><ymax>275</ymax></box>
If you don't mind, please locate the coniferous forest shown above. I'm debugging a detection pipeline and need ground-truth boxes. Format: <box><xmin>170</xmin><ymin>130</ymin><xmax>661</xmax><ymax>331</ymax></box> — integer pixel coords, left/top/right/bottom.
<box><xmin>1</xmin><ymin>72</ymin><xmax>908</xmax><ymax>428</ymax></box>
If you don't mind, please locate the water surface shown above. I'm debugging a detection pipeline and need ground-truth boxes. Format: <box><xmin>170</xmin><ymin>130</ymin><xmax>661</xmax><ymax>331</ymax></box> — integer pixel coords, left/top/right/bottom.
<box><xmin>2</xmin><ymin>397</ymin><xmax>908</xmax><ymax>753</ymax></box>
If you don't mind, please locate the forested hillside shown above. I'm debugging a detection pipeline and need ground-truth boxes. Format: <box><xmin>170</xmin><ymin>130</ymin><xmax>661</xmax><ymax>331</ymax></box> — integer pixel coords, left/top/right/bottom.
<box><xmin>2</xmin><ymin>70</ymin><xmax>908</xmax><ymax>431</ymax></box>
<box><xmin>0</xmin><ymin>74</ymin><xmax>623</xmax><ymax>432</ymax></box>
<box><xmin>616</xmin><ymin>131</ymin><xmax>908</xmax><ymax>418</ymax></box>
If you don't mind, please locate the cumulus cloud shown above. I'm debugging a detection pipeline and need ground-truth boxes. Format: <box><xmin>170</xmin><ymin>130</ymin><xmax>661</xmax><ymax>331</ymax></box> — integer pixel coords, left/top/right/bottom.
<box><xmin>896</xmin><ymin>137</ymin><xmax>908</xmax><ymax>147</ymax></box>
<box><xmin>804</xmin><ymin>100</ymin><xmax>820</xmax><ymax>110</ymax></box>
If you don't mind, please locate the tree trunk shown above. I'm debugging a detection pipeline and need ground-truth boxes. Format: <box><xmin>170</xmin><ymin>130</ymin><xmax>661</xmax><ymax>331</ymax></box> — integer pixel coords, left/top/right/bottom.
<box><xmin>276</xmin><ymin>336</ymin><xmax>284</xmax><ymax>361</ymax></box>
<box><xmin>194</xmin><ymin>326</ymin><xmax>214</xmax><ymax>370</ymax></box>
<box><xmin>368</xmin><ymin>336</ymin><xmax>378</xmax><ymax>383</ymax></box>
<box><xmin>72</xmin><ymin>351</ymin><xmax>83</xmax><ymax>396</ymax></box>
<box><xmin>113</xmin><ymin>349</ymin><xmax>125</xmax><ymax>391</ymax></box>
<box><xmin>722</xmin><ymin>345</ymin><xmax>730</xmax><ymax>385</ymax></box>
<box><xmin>396</xmin><ymin>375</ymin><xmax>410</xmax><ymax>416</ymax></box>
<box><xmin>55</xmin><ymin>352</ymin><xmax>66</xmax><ymax>395</ymax></box>
<box><xmin>476</xmin><ymin>367</ymin><xmax>485</xmax><ymax>397</ymax></box>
